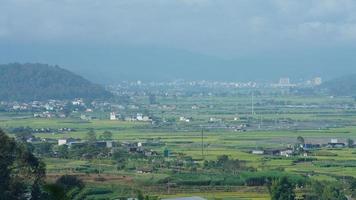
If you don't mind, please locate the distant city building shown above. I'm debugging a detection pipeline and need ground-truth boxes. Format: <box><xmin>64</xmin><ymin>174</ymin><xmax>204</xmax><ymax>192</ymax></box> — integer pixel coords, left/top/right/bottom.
<box><xmin>272</xmin><ymin>77</ymin><xmax>296</xmax><ymax>87</ymax></box>
<box><xmin>72</xmin><ymin>99</ymin><xmax>84</xmax><ymax>106</ymax></box>
<box><xmin>312</xmin><ymin>77</ymin><xmax>322</xmax><ymax>86</ymax></box>
<box><xmin>279</xmin><ymin>78</ymin><xmax>290</xmax><ymax>85</ymax></box>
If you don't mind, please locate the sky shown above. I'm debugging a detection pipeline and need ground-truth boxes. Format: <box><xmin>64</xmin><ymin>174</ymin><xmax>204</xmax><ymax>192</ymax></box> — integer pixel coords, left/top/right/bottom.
<box><xmin>1</xmin><ymin>0</ymin><xmax>356</xmax><ymax>83</ymax></box>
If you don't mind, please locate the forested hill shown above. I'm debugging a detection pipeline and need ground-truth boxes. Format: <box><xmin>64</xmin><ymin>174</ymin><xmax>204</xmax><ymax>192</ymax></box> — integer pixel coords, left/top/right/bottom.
<box><xmin>321</xmin><ymin>74</ymin><xmax>356</xmax><ymax>96</ymax></box>
<box><xmin>0</xmin><ymin>63</ymin><xmax>113</xmax><ymax>101</ymax></box>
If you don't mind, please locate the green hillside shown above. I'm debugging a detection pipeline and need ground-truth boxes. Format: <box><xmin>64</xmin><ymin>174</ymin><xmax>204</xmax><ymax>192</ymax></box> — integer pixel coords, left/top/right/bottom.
<box><xmin>0</xmin><ymin>63</ymin><xmax>113</xmax><ymax>101</ymax></box>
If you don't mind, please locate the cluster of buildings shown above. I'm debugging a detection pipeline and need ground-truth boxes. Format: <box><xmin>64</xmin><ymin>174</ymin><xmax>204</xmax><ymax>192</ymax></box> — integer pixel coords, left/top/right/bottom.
<box><xmin>109</xmin><ymin>112</ymin><xmax>151</xmax><ymax>122</ymax></box>
<box><xmin>179</xmin><ymin>116</ymin><xmax>192</xmax><ymax>122</ymax></box>
<box><xmin>57</xmin><ymin>138</ymin><xmax>115</xmax><ymax>148</ymax></box>
<box><xmin>1</xmin><ymin>99</ymin><xmax>87</xmax><ymax>118</ymax></box>
<box><xmin>251</xmin><ymin>138</ymin><xmax>350</xmax><ymax>157</ymax></box>
<box><xmin>56</xmin><ymin>138</ymin><xmax>163</xmax><ymax>157</ymax></box>
<box><xmin>271</xmin><ymin>77</ymin><xmax>323</xmax><ymax>88</ymax></box>
<box><xmin>1</xmin><ymin>100</ymin><xmax>67</xmax><ymax>113</ymax></box>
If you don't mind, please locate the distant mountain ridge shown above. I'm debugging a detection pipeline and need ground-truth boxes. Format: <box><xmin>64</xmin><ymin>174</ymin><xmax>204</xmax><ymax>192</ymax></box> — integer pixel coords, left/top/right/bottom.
<box><xmin>0</xmin><ymin>63</ymin><xmax>113</xmax><ymax>101</ymax></box>
<box><xmin>3</xmin><ymin>45</ymin><xmax>356</xmax><ymax>84</ymax></box>
<box><xmin>321</xmin><ymin>74</ymin><xmax>356</xmax><ymax>96</ymax></box>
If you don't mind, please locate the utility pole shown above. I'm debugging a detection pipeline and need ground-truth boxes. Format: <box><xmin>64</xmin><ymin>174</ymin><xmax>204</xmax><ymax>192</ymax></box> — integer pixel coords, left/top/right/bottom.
<box><xmin>251</xmin><ymin>91</ymin><xmax>254</xmax><ymax>115</ymax></box>
<box><xmin>235</xmin><ymin>86</ymin><xmax>239</xmax><ymax>117</ymax></box>
<box><xmin>201</xmin><ymin>129</ymin><xmax>204</xmax><ymax>160</ymax></box>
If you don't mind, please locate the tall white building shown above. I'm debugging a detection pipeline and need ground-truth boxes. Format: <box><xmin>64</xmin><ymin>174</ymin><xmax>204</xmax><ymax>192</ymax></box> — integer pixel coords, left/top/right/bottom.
<box><xmin>279</xmin><ymin>78</ymin><xmax>290</xmax><ymax>85</ymax></box>
<box><xmin>313</xmin><ymin>77</ymin><xmax>322</xmax><ymax>86</ymax></box>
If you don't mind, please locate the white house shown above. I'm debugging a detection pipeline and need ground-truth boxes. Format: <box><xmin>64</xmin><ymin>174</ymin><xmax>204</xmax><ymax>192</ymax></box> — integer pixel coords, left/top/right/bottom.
<box><xmin>110</xmin><ymin>112</ymin><xmax>117</xmax><ymax>120</ymax></box>
<box><xmin>142</xmin><ymin>116</ymin><xmax>151</xmax><ymax>121</ymax></box>
<box><xmin>58</xmin><ymin>138</ymin><xmax>76</xmax><ymax>146</ymax></box>
<box><xmin>280</xmin><ymin>149</ymin><xmax>293</xmax><ymax>157</ymax></box>
<box><xmin>331</xmin><ymin>139</ymin><xmax>338</xmax><ymax>144</ymax></box>
<box><xmin>58</xmin><ymin>139</ymin><xmax>69</xmax><ymax>146</ymax></box>
<box><xmin>136</xmin><ymin>113</ymin><xmax>143</xmax><ymax>121</ymax></box>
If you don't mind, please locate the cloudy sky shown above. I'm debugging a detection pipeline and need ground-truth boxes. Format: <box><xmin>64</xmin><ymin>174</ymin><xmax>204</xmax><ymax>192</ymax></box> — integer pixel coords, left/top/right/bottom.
<box><xmin>1</xmin><ymin>0</ymin><xmax>356</xmax><ymax>82</ymax></box>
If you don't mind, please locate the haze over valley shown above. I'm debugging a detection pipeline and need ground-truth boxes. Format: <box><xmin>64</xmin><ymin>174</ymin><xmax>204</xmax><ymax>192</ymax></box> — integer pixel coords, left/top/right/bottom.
<box><xmin>2</xmin><ymin>1</ymin><xmax>356</xmax><ymax>200</ymax></box>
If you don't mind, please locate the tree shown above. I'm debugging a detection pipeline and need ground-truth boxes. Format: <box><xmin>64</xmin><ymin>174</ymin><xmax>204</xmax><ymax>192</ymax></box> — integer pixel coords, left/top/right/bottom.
<box><xmin>297</xmin><ymin>136</ymin><xmax>305</xmax><ymax>145</ymax></box>
<box><xmin>34</xmin><ymin>142</ymin><xmax>53</xmax><ymax>156</ymax></box>
<box><xmin>11</xmin><ymin>126</ymin><xmax>33</xmax><ymax>142</ymax></box>
<box><xmin>137</xmin><ymin>191</ymin><xmax>144</xmax><ymax>200</ymax></box>
<box><xmin>86</xmin><ymin>129</ymin><xmax>97</xmax><ymax>142</ymax></box>
<box><xmin>216</xmin><ymin>155</ymin><xmax>229</xmax><ymax>167</ymax></box>
<box><xmin>270</xmin><ymin>177</ymin><xmax>295</xmax><ymax>200</ymax></box>
<box><xmin>113</xmin><ymin>148</ymin><xmax>129</xmax><ymax>170</ymax></box>
<box><xmin>57</xmin><ymin>145</ymin><xmax>69</xmax><ymax>159</ymax></box>
<box><xmin>44</xmin><ymin>175</ymin><xmax>85</xmax><ymax>200</ymax></box>
<box><xmin>347</xmin><ymin>138</ymin><xmax>354</xmax><ymax>148</ymax></box>
<box><xmin>321</xmin><ymin>185</ymin><xmax>347</xmax><ymax>200</ymax></box>
<box><xmin>101</xmin><ymin>131</ymin><xmax>113</xmax><ymax>140</ymax></box>
<box><xmin>224</xmin><ymin>159</ymin><xmax>245</xmax><ymax>174</ymax></box>
<box><xmin>55</xmin><ymin>175</ymin><xmax>84</xmax><ymax>192</ymax></box>
<box><xmin>0</xmin><ymin>129</ymin><xmax>46</xmax><ymax>200</ymax></box>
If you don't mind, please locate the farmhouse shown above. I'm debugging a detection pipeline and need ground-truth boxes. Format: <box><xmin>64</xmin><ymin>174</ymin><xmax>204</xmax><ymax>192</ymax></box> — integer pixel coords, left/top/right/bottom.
<box><xmin>110</xmin><ymin>112</ymin><xmax>117</xmax><ymax>120</ymax></box>
<box><xmin>68</xmin><ymin>141</ymin><xmax>86</xmax><ymax>148</ymax></box>
<box><xmin>136</xmin><ymin>168</ymin><xmax>153</xmax><ymax>174</ymax></box>
<box><xmin>58</xmin><ymin>138</ymin><xmax>77</xmax><ymax>146</ymax></box>
<box><xmin>251</xmin><ymin>150</ymin><xmax>264</xmax><ymax>155</ymax></box>
<box><xmin>302</xmin><ymin>143</ymin><xmax>321</xmax><ymax>150</ymax></box>
<box><xmin>280</xmin><ymin>149</ymin><xmax>293</xmax><ymax>157</ymax></box>
<box><xmin>264</xmin><ymin>149</ymin><xmax>281</xmax><ymax>156</ymax></box>
<box><xmin>327</xmin><ymin>139</ymin><xmax>346</xmax><ymax>148</ymax></box>
<box><xmin>327</xmin><ymin>142</ymin><xmax>346</xmax><ymax>148</ymax></box>
<box><xmin>95</xmin><ymin>141</ymin><xmax>115</xmax><ymax>148</ymax></box>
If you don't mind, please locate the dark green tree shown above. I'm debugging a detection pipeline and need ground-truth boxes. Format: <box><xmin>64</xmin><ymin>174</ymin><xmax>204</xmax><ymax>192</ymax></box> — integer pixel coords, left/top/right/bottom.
<box><xmin>0</xmin><ymin>129</ymin><xmax>46</xmax><ymax>200</ymax></box>
<box><xmin>44</xmin><ymin>175</ymin><xmax>85</xmax><ymax>200</ymax></box>
<box><xmin>270</xmin><ymin>177</ymin><xmax>295</xmax><ymax>200</ymax></box>
<box><xmin>216</xmin><ymin>155</ymin><xmax>229</xmax><ymax>167</ymax></box>
<box><xmin>86</xmin><ymin>129</ymin><xmax>97</xmax><ymax>142</ymax></box>
<box><xmin>297</xmin><ymin>136</ymin><xmax>305</xmax><ymax>145</ymax></box>
<box><xmin>347</xmin><ymin>138</ymin><xmax>354</xmax><ymax>148</ymax></box>
<box><xmin>57</xmin><ymin>145</ymin><xmax>69</xmax><ymax>159</ymax></box>
<box><xmin>321</xmin><ymin>185</ymin><xmax>347</xmax><ymax>200</ymax></box>
<box><xmin>137</xmin><ymin>191</ymin><xmax>144</xmax><ymax>200</ymax></box>
<box><xmin>101</xmin><ymin>131</ymin><xmax>113</xmax><ymax>140</ymax></box>
<box><xmin>34</xmin><ymin>142</ymin><xmax>53</xmax><ymax>156</ymax></box>
<box><xmin>113</xmin><ymin>148</ymin><xmax>129</xmax><ymax>170</ymax></box>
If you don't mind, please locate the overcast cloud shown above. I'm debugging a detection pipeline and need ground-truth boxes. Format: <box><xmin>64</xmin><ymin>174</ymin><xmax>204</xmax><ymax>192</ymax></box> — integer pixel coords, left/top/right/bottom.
<box><xmin>1</xmin><ymin>0</ymin><xmax>356</xmax><ymax>58</ymax></box>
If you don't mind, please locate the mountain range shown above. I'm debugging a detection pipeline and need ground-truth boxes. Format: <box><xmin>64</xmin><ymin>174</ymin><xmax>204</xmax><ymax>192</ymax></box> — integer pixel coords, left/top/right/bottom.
<box><xmin>320</xmin><ymin>74</ymin><xmax>356</xmax><ymax>97</ymax></box>
<box><xmin>1</xmin><ymin>44</ymin><xmax>356</xmax><ymax>84</ymax></box>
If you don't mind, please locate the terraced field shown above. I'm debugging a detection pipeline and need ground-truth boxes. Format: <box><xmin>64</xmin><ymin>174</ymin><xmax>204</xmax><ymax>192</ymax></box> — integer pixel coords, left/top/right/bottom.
<box><xmin>1</xmin><ymin>94</ymin><xmax>356</xmax><ymax>199</ymax></box>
